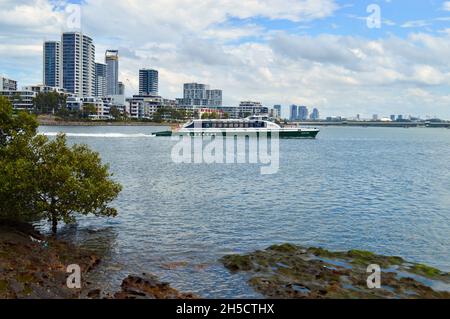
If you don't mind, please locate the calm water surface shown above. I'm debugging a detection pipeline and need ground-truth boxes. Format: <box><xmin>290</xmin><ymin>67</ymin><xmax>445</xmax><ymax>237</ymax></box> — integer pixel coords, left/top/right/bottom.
<box><xmin>38</xmin><ymin>125</ymin><xmax>450</xmax><ymax>298</ymax></box>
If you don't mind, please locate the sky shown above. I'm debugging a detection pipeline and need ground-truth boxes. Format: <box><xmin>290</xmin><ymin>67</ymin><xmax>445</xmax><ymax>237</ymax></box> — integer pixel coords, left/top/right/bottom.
<box><xmin>1</xmin><ymin>0</ymin><xmax>450</xmax><ymax>119</ymax></box>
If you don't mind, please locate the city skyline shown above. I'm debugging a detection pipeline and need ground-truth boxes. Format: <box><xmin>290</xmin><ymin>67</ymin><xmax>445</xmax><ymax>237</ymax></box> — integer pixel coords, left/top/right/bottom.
<box><xmin>1</xmin><ymin>1</ymin><xmax>450</xmax><ymax>119</ymax></box>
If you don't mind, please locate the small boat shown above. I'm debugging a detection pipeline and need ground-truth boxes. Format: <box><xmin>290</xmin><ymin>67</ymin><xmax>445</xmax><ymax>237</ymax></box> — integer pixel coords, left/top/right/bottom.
<box><xmin>154</xmin><ymin>115</ymin><xmax>320</xmax><ymax>139</ymax></box>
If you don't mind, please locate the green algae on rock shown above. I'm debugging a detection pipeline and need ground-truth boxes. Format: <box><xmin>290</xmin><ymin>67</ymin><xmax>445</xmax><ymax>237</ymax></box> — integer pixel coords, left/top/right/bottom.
<box><xmin>220</xmin><ymin>244</ymin><xmax>450</xmax><ymax>299</ymax></box>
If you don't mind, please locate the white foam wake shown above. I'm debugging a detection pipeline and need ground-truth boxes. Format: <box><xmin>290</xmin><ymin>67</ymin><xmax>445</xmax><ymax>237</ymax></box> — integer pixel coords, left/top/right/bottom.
<box><xmin>39</xmin><ymin>132</ymin><xmax>156</xmax><ymax>138</ymax></box>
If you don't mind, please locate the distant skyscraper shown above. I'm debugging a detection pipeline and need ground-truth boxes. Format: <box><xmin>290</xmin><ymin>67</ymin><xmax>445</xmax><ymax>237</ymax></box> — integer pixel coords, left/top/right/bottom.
<box><xmin>106</xmin><ymin>50</ymin><xmax>119</xmax><ymax>95</ymax></box>
<box><xmin>139</xmin><ymin>69</ymin><xmax>159</xmax><ymax>95</ymax></box>
<box><xmin>95</xmin><ymin>63</ymin><xmax>107</xmax><ymax>97</ymax></box>
<box><xmin>273</xmin><ymin>105</ymin><xmax>281</xmax><ymax>118</ymax></box>
<box><xmin>43</xmin><ymin>41</ymin><xmax>62</xmax><ymax>88</ymax></box>
<box><xmin>310</xmin><ymin>108</ymin><xmax>319</xmax><ymax>120</ymax></box>
<box><xmin>118</xmin><ymin>82</ymin><xmax>125</xmax><ymax>95</ymax></box>
<box><xmin>290</xmin><ymin>105</ymin><xmax>298</xmax><ymax>121</ymax></box>
<box><xmin>62</xmin><ymin>32</ymin><xmax>95</xmax><ymax>97</ymax></box>
<box><xmin>298</xmin><ymin>106</ymin><xmax>308</xmax><ymax>121</ymax></box>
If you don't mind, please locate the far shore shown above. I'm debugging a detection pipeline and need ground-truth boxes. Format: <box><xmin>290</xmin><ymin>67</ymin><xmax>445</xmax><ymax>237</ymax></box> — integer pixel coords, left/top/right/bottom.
<box><xmin>38</xmin><ymin>119</ymin><xmax>169</xmax><ymax>127</ymax></box>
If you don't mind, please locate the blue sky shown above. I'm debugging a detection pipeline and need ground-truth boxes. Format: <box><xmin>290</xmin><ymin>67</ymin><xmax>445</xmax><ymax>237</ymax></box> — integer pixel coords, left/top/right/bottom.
<box><xmin>1</xmin><ymin>0</ymin><xmax>450</xmax><ymax>119</ymax></box>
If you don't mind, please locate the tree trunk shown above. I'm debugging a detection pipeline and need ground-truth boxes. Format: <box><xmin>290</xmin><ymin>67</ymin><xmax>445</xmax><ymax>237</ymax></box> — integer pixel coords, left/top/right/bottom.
<box><xmin>51</xmin><ymin>215</ymin><xmax>58</xmax><ymax>235</ymax></box>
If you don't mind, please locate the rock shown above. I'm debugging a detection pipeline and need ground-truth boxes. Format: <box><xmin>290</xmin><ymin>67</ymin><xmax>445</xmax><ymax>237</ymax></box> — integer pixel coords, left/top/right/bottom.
<box><xmin>0</xmin><ymin>223</ymin><xmax>102</xmax><ymax>299</ymax></box>
<box><xmin>87</xmin><ymin>289</ymin><xmax>101</xmax><ymax>299</ymax></box>
<box><xmin>114</xmin><ymin>274</ymin><xmax>198</xmax><ymax>299</ymax></box>
<box><xmin>220</xmin><ymin>243</ymin><xmax>450</xmax><ymax>299</ymax></box>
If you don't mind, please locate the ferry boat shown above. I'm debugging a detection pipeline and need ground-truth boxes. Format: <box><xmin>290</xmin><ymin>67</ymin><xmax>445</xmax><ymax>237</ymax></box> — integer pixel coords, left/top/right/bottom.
<box><xmin>153</xmin><ymin>116</ymin><xmax>320</xmax><ymax>139</ymax></box>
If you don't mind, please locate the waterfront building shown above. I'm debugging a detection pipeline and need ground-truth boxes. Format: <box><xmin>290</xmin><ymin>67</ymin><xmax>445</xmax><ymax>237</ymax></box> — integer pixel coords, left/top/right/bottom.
<box><xmin>206</xmin><ymin>89</ymin><xmax>222</xmax><ymax>106</ymax></box>
<box><xmin>178</xmin><ymin>83</ymin><xmax>222</xmax><ymax>107</ymax></box>
<box><xmin>66</xmin><ymin>96</ymin><xmax>110</xmax><ymax>119</ymax></box>
<box><xmin>139</xmin><ymin>69</ymin><xmax>158</xmax><ymax>96</ymax></box>
<box><xmin>118</xmin><ymin>82</ymin><xmax>125</xmax><ymax>96</ymax></box>
<box><xmin>43</xmin><ymin>41</ymin><xmax>63</xmax><ymax>88</ymax></box>
<box><xmin>372</xmin><ymin>114</ymin><xmax>379</xmax><ymax>121</ymax></box>
<box><xmin>62</xmin><ymin>32</ymin><xmax>95</xmax><ymax>97</ymax></box>
<box><xmin>106</xmin><ymin>50</ymin><xmax>119</xmax><ymax>95</ymax></box>
<box><xmin>290</xmin><ymin>105</ymin><xmax>298</xmax><ymax>121</ymax></box>
<box><xmin>0</xmin><ymin>77</ymin><xmax>17</xmax><ymax>91</ymax></box>
<box><xmin>22</xmin><ymin>85</ymin><xmax>67</xmax><ymax>95</ymax></box>
<box><xmin>238</xmin><ymin>101</ymin><xmax>267</xmax><ymax>118</ymax></box>
<box><xmin>127</xmin><ymin>94</ymin><xmax>163</xmax><ymax>119</ymax></box>
<box><xmin>390</xmin><ymin>115</ymin><xmax>396</xmax><ymax>122</ymax></box>
<box><xmin>310</xmin><ymin>108</ymin><xmax>319</xmax><ymax>120</ymax></box>
<box><xmin>0</xmin><ymin>90</ymin><xmax>36</xmax><ymax>111</ymax></box>
<box><xmin>298</xmin><ymin>106</ymin><xmax>308</xmax><ymax>121</ymax></box>
<box><xmin>273</xmin><ymin>105</ymin><xmax>282</xmax><ymax>118</ymax></box>
<box><xmin>95</xmin><ymin>63</ymin><xmax>107</xmax><ymax>97</ymax></box>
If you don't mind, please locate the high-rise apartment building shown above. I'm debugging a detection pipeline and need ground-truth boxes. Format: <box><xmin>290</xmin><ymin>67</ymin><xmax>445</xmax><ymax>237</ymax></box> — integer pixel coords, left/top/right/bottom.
<box><xmin>310</xmin><ymin>108</ymin><xmax>319</xmax><ymax>120</ymax></box>
<box><xmin>95</xmin><ymin>63</ymin><xmax>107</xmax><ymax>97</ymax></box>
<box><xmin>290</xmin><ymin>105</ymin><xmax>298</xmax><ymax>121</ymax></box>
<box><xmin>298</xmin><ymin>106</ymin><xmax>308</xmax><ymax>121</ymax></box>
<box><xmin>43</xmin><ymin>41</ymin><xmax>63</xmax><ymax>88</ymax></box>
<box><xmin>62</xmin><ymin>32</ymin><xmax>95</xmax><ymax>97</ymax></box>
<box><xmin>139</xmin><ymin>69</ymin><xmax>159</xmax><ymax>96</ymax></box>
<box><xmin>106</xmin><ymin>50</ymin><xmax>119</xmax><ymax>95</ymax></box>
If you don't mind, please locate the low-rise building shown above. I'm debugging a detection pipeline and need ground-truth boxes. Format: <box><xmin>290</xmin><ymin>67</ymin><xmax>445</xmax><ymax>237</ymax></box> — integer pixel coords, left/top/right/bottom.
<box><xmin>0</xmin><ymin>90</ymin><xmax>36</xmax><ymax>111</ymax></box>
<box><xmin>0</xmin><ymin>77</ymin><xmax>17</xmax><ymax>91</ymax></box>
<box><xmin>22</xmin><ymin>85</ymin><xmax>67</xmax><ymax>95</ymax></box>
<box><xmin>238</xmin><ymin>101</ymin><xmax>268</xmax><ymax>118</ymax></box>
<box><xmin>66</xmin><ymin>96</ymin><xmax>110</xmax><ymax>119</ymax></box>
<box><xmin>127</xmin><ymin>94</ymin><xmax>163</xmax><ymax>119</ymax></box>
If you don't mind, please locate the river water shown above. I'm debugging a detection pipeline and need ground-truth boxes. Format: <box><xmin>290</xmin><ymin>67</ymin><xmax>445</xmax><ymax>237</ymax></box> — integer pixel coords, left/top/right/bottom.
<box><xmin>37</xmin><ymin>125</ymin><xmax>450</xmax><ymax>298</ymax></box>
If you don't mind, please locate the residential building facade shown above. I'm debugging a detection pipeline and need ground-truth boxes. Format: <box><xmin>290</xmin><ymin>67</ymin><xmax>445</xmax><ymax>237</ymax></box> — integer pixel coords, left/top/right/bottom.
<box><xmin>273</xmin><ymin>105</ymin><xmax>282</xmax><ymax>118</ymax></box>
<box><xmin>22</xmin><ymin>85</ymin><xmax>67</xmax><ymax>94</ymax></box>
<box><xmin>298</xmin><ymin>106</ymin><xmax>308</xmax><ymax>121</ymax></box>
<box><xmin>139</xmin><ymin>69</ymin><xmax>158</xmax><ymax>96</ymax></box>
<box><xmin>290</xmin><ymin>105</ymin><xmax>298</xmax><ymax>121</ymax></box>
<box><xmin>238</xmin><ymin>101</ymin><xmax>266</xmax><ymax>118</ymax></box>
<box><xmin>95</xmin><ymin>62</ymin><xmax>107</xmax><ymax>97</ymax></box>
<box><xmin>0</xmin><ymin>90</ymin><xmax>36</xmax><ymax>111</ymax></box>
<box><xmin>43</xmin><ymin>41</ymin><xmax>63</xmax><ymax>88</ymax></box>
<box><xmin>310</xmin><ymin>108</ymin><xmax>319</xmax><ymax>120</ymax></box>
<box><xmin>0</xmin><ymin>77</ymin><xmax>17</xmax><ymax>91</ymax></box>
<box><xmin>105</xmin><ymin>50</ymin><xmax>119</xmax><ymax>95</ymax></box>
<box><xmin>62</xmin><ymin>32</ymin><xmax>95</xmax><ymax>97</ymax></box>
<box><xmin>178</xmin><ymin>83</ymin><xmax>222</xmax><ymax>107</ymax></box>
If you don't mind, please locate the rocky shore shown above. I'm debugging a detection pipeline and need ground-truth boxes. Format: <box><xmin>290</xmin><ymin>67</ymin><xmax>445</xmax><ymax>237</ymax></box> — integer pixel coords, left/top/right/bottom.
<box><xmin>0</xmin><ymin>222</ymin><xmax>196</xmax><ymax>299</ymax></box>
<box><xmin>220</xmin><ymin>243</ymin><xmax>450</xmax><ymax>299</ymax></box>
<box><xmin>1</xmin><ymin>224</ymin><xmax>449</xmax><ymax>299</ymax></box>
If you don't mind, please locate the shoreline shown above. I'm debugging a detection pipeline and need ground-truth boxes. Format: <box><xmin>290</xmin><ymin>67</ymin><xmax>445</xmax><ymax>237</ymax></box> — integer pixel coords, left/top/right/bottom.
<box><xmin>0</xmin><ymin>222</ymin><xmax>196</xmax><ymax>299</ymax></box>
<box><xmin>38</xmin><ymin>120</ymin><xmax>169</xmax><ymax>127</ymax></box>
<box><xmin>1</xmin><ymin>222</ymin><xmax>448</xmax><ymax>299</ymax></box>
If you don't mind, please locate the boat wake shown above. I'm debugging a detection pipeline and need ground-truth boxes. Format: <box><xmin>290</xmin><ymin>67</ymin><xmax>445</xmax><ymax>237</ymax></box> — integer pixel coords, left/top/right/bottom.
<box><xmin>39</xmin><ymin>132</ymin><xmax>156</xmax><ymax>138</ymax></box>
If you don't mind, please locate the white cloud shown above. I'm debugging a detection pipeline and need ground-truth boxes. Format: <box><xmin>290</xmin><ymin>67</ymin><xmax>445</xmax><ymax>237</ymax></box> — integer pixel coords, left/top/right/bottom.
<box><xmin>443</xmin><ymin>1</ymin><xmax>450</xmax><ymax>11</ymax></box>
<box><xmin>1</xmin><ymin>0</ymin><xmax>450</xmax><ymax>118</ymax></box>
